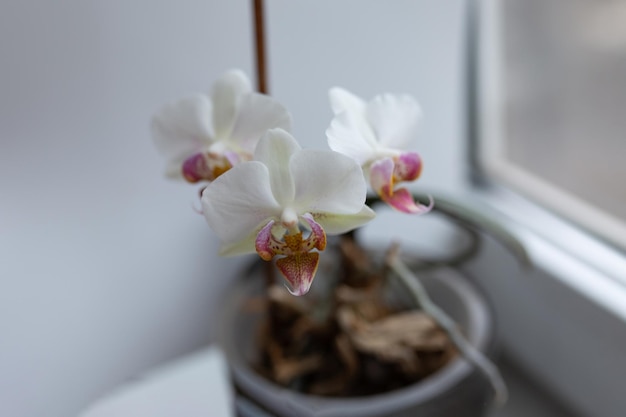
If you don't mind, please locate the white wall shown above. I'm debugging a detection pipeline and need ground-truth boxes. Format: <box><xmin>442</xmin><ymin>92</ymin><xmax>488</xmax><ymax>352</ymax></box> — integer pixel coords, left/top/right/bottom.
<box><xmin>1</xmin><ymin>2</ymin><xmax>254</xmax><ymax>417</ymax></box>
<box><xmin>266</xmin><ymin>0</ymin><xmax>467</xmax><ymax>193</ymax></box>
<box><xmin>0</xmin><ymin>2</ymin><xmax>467</xmax><ymax>417</ymax></box>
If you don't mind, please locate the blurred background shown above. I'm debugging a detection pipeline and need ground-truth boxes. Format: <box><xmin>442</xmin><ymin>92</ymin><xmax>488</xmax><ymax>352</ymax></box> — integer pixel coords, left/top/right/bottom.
<box><xmin>0</xmin><ymin>2</ymin><xmax>466</xmax><ymax>416</ymax></box>
<box><xmin>503</xmin><ymin>0</ymin><xmax>626</xmax><ymax>221</ymax></box>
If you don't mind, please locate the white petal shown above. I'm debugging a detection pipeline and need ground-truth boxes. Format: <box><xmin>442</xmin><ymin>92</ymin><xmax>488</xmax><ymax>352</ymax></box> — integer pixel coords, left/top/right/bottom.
<box><xmin>290</xmin><ymin>149</ymin><xmax>367</xmax><ymax>214</ymax></box>
<box><xmin>228</xmin><ymin>93</ymin><xmax>292</xmax><ymax>153</ymax></box>
<box><xmin>202</xmin><ymin>161</ymin><xmax>280</xmax><ymax>246</ymax></box>
<box><xmin>366</xmin><ymin>93</ymin><xmax>422</xmax><ymax>150</ymax></box>
<box><xmin>151</xmin><ymin>94</ymin><xmax>214</xmax><ymax>178</ymax></box>
<box><xmin>326</xmin><ymin>111</ymin><xmax>377</xmax><ymax>165</ymax></box>
<box><xmin>328</xmin><ymin>87</ymin><xmax>366</xmax><ymax>115</ymax></box>
<box><xmin>218</xmin><ymin>230</ymin><xmax>263</xmax><ymax>257</ymax></box>
<box><xmin>254</xmin><ymin>129</ymin><xmax>299</xmax><ymax>206</ymax></box>
<box><xmin>312</xmin><ymin>205</ymin><xmax>376</xmax><ymax>235</ymax></box>
<box><xmin>211</xmin><ymin>69</ymin><xmax>252</xmax><ymax>139</ymax></box>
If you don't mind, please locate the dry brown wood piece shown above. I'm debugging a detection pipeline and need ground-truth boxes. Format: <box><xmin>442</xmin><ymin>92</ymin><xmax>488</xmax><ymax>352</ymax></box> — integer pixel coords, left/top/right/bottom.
<box><xmin>335</xmin><ymin>283</ymin><xmax>381</xmax><ymax>304</ymax></box>
<box><xmin>339</xmin><ymin>237</ymin><xmax>373</xmax><ymax>272</ymax></box>
<box><xmin>337</xmin><ymin>307</ymin><xmax>450</xmax><ymax>374</ymax></box>
<box><xmin>268</xmin><ymin>284</ymin><xmax>310</xmax><ymax>314</ymax></box>
<box><xmin>335</xmin><ymin>333</ymin><xmax>359</xmax><ymax>377</ymax></box>
<box><xmin>254</xmin><ymin>242</ymin><xmax>457</xmax><ymax>396</ymax></box>
<box><xmin>272</xmin><ymin>354</ymin><xmax>324</xmax><ymax>384</ymax></box>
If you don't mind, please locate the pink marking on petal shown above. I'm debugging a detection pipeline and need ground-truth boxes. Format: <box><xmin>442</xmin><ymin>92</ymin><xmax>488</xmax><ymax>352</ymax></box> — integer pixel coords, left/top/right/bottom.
<box><xmin>385</xmin><ymin>188</ymin><xmax>434</xmax><ymax>214</ymax></box>
<box><xmin>370</xmin><ymin>154</ymin><xmax>430</xmax><ymax>214</ymax></box>
<box><xmin>276</xmin><ymin>252</ymin><xmax>320</xmax><ymax>296</ymax></box>
<box><xmin>255</xmin><ymin>216</ymin><xmax>327</xmax><ymax>295</ymax></box>
<box><xmin>255</xmin><ymin>220</ymin><xmax>276</xmax><ymax>261</ymax></box>
<box><xmin>394</xmin><ymin>152</ymin><xmax>423</xmax><ymax>182</ymax></box>
<box><xmin>300</xmin><ymin>213</ymin><xmax>327</xmax><ymax>251</ymax></box>
<box><xmin>222</xmin><ymin>150</ymin><xmax>241</xmax><ymax>167</ymax></box>
<box><xmin>182</xmin><ymin>153</ymin><xmax>212</xmax><ymax>183</ymax></box>
<box><xmin>223</xmin><ymin>150</ymin><xmax>252</xmax><ymax>167</ymax></box>
<box><xmin>182</xmin><ymin>152</ymin><xmax>234</xmax><ymax>183</ymax></box>
<box><xmin>369</xmin><ymin>157</ymin><xmax>395</xmax><ymax>198</ymax></box>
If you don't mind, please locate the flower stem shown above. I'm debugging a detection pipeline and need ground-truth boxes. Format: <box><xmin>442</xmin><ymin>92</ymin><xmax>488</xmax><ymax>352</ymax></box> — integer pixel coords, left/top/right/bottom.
<box><xmin>385</xmin><ymin>245</ymin><xmax>508</xmax><ymax>407</ymax></box>
<box><xmin>252</xmin><ymin>0</ymin><xmax>268</xmax><ymax>94</ymax></box>
<box><xmin>366</xmin><ymin>193</ymin><xmax>531</xmax><ymax>269</ymax></box>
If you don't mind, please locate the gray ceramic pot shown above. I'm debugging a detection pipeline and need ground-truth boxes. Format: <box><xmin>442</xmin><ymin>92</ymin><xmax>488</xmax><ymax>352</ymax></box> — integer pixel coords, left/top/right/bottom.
<box><xmin>215</xmin><ymin>257</ymin><xmax>495</xmax><ymax>417</ymax></box>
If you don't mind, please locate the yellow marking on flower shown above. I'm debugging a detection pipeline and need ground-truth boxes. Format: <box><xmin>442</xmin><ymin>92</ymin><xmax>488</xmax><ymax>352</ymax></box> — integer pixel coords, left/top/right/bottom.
<box><xmin>211</xmin><ymin>163</ymin><xmax>231</xmax><ymax>179</ymax></box>
<box><xmin>284</xmin><ymin>232</ymin><xmax>304</xmax><ymax>253</ymax></box>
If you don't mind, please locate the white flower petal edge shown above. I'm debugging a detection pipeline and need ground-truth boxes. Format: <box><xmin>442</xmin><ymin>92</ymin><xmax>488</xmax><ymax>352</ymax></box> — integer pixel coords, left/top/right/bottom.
<box><xmin>211</xmin><ymin>69</ymin><xmax>252</xmax><ymax>139</ymax></box>
<box><xmin>329</xmin><ymin>86</ymin><xmax>366</xmax><ymax>116</ymax></box>
<box><xmin>311</xmin><ymin>206</ymin><xmax>376</xmax><ymax>235</ymax></box>
<box><xmin>326</xmin><ymin>111</ymin><xmax>376</xmax><ymax>166</ymax></box>
<box><xmin>151</xmin><ymin>94</ymin><xmax>214</xmax><ymax>179</ymax></box>
<box><xmin>327</xmin><ymin>87</ymin><xmax>421</xmax><ymax>162</ymax></box>
<box><xmin>202</xmin><ymin>161</ymin><xmax>280</xmax><ymax>251</ymax></box>
<box><xmin>229</xmin><ymin>93</ymin><xmax>292</xmax><ymax>153</ymax></box>
<box><xmin>151</xmin><ymin>69</ymin><xmax>291</xmax><ymax>183</ymax></box>
<box><xmin>366</xmin><ymin>93</ymin><xmax>422</xmax><ymax>150</ymax></box>
<box><xmin>326</xmin><ymin>87</ymin><xmax>430</xmax><ymax>215</ymax></box>
<box><xmin>290</xmin><ymin>149</ymin><xmax>368</xmax><ymax>214</ymax></box>
<box><xmin>254</xmin><ymin>128</ymin><xmax>299</xmax><ymax>206</ymax></box>
<box><xmin>200</xmin><ymin>128</ymin><xmax>375</xmax><ymax>295</ymax></box>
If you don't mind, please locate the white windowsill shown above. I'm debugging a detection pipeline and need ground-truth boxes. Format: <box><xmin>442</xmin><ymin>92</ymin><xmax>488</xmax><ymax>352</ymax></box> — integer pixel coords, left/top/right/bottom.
<box><xmin>461</xmin><ymin>181</ymin><xmax>626</xmax><ymax>417</ymax></box>
<box><xmin>474</xmin><ymin>183</ymin><xmax>626</xmax><ymax>322</ymax></box>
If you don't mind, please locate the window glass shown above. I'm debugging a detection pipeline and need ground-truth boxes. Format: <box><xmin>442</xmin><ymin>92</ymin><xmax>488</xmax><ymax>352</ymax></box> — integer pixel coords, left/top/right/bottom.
<box><xmin>484</xmin><ymin>0</ymin><xmax>626</xmax><ymax>248</ymax></box>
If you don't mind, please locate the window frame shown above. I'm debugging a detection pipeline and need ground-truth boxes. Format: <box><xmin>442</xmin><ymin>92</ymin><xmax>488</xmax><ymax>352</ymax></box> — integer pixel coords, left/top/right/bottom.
<box><xmin>467</xmin><ymin>2</ymin><xmax>626</xmax><ymax>414</ymax></box>
<box><xmin>470</xmin><ymin>0</ymin><xmax>626</xmax><ymax>289</ymax></box>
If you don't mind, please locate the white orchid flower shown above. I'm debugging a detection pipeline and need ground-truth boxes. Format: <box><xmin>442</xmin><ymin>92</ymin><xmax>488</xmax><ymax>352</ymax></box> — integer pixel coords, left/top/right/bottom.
<box><xmin>151</xmin><ymin>69</ymin><xmax>291</xmax><ymax>183</ymax></box>
<box><xmin>326</xmin><ymin>87</ymin><xmax>432</xmax><ymax>214</ymax></box>
<box><xmin>201</xmin><ymin>128</ymin><xmax>375</xmax><ymax>296</ymax></box>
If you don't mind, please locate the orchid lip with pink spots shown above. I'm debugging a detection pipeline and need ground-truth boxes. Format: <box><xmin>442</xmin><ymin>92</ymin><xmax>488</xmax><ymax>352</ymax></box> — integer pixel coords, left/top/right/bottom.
<box><xmin>201</xmin><ymin>128</ymin><xmax>375</xmax><ymax>296</ymax></box>
<box><xmin>369</xmin><ymin>153</ymin><xmax>432</xmax><ymax>214</ymax></box>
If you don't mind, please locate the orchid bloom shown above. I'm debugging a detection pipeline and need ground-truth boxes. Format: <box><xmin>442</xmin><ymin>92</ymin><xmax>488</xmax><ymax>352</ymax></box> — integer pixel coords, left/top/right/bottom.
<box><xmin>201</xmin><ymin>128</ymin><xmax>375</xmax><ymax>296</ymax></box>
<box><xmin>326</xmin><ymin>87</ymin><xmax>433</xmax><ymax>214</ymax></box>
<box><xmin>151</xmin><ymin>69</ymin><xmax>291</xmax><ymax>183</ymax></box>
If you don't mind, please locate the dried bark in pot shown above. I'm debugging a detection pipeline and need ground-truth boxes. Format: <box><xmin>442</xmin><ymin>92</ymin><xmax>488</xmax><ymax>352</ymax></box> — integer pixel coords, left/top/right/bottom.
<box><xmin>254</xmin><ymin>238</ymin><xmax>457</xmax><ymax>397</ymax></box>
